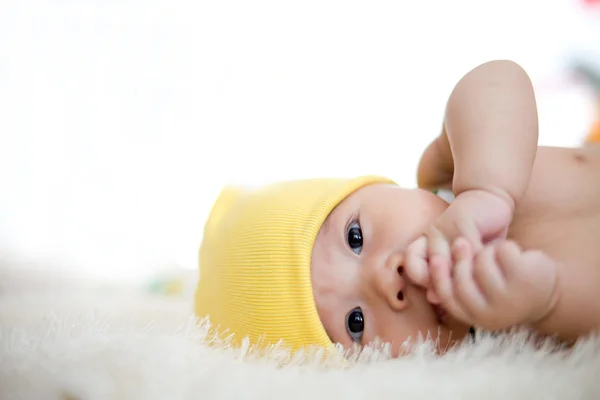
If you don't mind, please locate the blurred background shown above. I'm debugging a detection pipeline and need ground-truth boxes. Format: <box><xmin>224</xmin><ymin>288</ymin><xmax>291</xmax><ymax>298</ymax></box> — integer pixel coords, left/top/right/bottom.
<box><xmin>0</xmin><ymin>0</ymin><xmax>599</xmax><ymax>293</ymax></box>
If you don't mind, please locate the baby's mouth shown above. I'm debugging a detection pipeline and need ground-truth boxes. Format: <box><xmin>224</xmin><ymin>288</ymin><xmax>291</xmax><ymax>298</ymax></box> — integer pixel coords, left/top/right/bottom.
<box><xmin>433</xmin><ymin>304</ymin><xmax>447</xmax><ymax>324</ymax></box>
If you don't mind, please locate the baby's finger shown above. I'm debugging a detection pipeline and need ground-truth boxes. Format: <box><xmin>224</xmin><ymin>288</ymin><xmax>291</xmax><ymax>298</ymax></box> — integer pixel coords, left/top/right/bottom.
<box><xmin>473</xmin><ymin>245</ymin><xmax>507</xmax><ymax>304</ymax></box>
<box><xmin>405</xmin><ymin>236</ymin><xmax>430</xmax><ymax>287</ymax></box>
<box><xmin>494</xmin><ymin>240</ymin><xmax>522</xmax><ymax>280</ymax></box>
<box><xmin>429</xmin><ymin>254</ymin><xmax>452</xmax><ymax>303</ymax></box>
<box><xmin>426</xmin><ymin>227</ymin><xmax>452</xmax><ymax>268</ymax></box>
<box><xmin>451</xmin><ymin>238</ymin><xmax>487</xmax><ymax>321</ymax></box>
<box><xmin>430</xmin><ymin>249</ymin><xmax>472</xmax><ymax>324</ymax></box>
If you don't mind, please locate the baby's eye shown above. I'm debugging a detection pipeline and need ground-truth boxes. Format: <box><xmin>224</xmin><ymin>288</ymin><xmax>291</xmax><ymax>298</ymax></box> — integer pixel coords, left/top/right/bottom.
<box><xmin>346</xmin><ymin>221</ymin><xmax>363</xmax><ymax>255</ymax></box>
<box><xmin>346</xmin><ymin>307</ymin><xmax>364</xmax><ymax>343</ymax></box>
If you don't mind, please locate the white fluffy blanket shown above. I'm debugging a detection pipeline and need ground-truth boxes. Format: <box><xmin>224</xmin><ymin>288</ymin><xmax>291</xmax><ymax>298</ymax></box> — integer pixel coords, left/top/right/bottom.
<box><xmin>2</xmin><ymin>268</ymin><xmax>600</xmax><ymax>400</ymax></box>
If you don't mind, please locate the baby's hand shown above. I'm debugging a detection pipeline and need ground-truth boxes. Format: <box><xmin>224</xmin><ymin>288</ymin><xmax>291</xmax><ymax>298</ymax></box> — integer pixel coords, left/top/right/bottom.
<box><xmin>431</xmin><ymin>238</ymin><xmax>559</xmax><ymax>331</ymax></box>
<box><xmin>406</xmin><ymin>188</ymin><xmax>513</xmax><ymax>291</ymax></box>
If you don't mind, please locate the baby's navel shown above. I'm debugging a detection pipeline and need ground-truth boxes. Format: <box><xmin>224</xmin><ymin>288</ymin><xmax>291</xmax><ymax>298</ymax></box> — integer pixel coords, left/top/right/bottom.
<box><xmin>573</xmin><ymin>152</ymin><xmax>587</xmax><ymax>164</ymax></box>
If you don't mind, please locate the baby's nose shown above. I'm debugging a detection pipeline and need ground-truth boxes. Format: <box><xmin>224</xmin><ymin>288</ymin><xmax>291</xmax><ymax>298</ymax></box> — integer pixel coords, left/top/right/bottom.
<box><xmin>396</xmin><ymin>267</ymin><xmax>406</xmax><ymax>301</ymax></box>
<box><xmin>374</xmin><ymin>263</ymin><xmax>408</xmax><ymax>311</ymax></box>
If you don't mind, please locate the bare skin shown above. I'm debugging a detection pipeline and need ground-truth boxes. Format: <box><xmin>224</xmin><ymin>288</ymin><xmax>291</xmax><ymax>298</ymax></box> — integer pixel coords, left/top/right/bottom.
<box><xmin>505</xmin><ymin>145</ymin><xmax>600</xmax><ymax>339</ymax></box>
<box><xmin>311</xmin><ymin>145</ymin><xmax>600</xmax><ymax>356</ymax></box>
<box><xmin>423</xmin><ymin>144</ymin><xmax>600</xmax><ymax>341</ymax></box>
<box><xmin>311</xmin><ymin>184</ymin><xmax>472</xmax><ymax>356</ymax></box>
<box><xmin>310</xmin><ymin>60</ymin><xmax>600</xmax><ymax>356</ymax></box>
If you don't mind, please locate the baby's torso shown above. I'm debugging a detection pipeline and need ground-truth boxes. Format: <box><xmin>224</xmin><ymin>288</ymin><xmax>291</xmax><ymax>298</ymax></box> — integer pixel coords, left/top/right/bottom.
<box><xmin>509</xmin><ymin>145</ymin><xmax>600</xmax><ymax>266</ymax></box>
<box><xmin>508</xmin><ymin>145</ymin><xmax>600</xmax><ymax>338</ymax></box>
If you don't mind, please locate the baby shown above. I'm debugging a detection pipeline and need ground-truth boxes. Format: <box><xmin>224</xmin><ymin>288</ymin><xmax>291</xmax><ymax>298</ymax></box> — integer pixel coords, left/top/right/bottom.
<box><xmin>195</xmin><ymin>60</ymin><xmax>600</xmax><ymax>357</ymax></box>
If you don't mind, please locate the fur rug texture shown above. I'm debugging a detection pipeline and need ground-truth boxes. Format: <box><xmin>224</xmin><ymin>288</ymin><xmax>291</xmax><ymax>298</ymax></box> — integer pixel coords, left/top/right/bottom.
<box><xmin>2</xmin><ymin>267</ymin><xmax>600</xmax><ymax>400</ymax></box>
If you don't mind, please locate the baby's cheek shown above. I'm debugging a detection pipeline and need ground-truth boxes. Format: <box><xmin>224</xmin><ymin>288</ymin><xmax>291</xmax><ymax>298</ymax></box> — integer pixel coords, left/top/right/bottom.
<box><xmin>371</xmin><ymin>315</ymin><xmax>412</xmax><ymax>347</ymax></box>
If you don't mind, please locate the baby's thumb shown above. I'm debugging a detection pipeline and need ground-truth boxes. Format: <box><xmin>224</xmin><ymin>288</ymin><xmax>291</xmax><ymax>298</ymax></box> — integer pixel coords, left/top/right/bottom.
<box><xmin>405</xmin><ymin>236</ymin><xmax>431</xmax><ymax>288</ymax></box>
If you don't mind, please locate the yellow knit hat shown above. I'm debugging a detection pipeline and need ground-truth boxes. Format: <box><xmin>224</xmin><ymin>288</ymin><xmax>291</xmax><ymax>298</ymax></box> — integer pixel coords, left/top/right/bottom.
<box><xmin>194</xmin><ymin>175</ymin><xmax>395</xmax><ymax>352</ymax></box>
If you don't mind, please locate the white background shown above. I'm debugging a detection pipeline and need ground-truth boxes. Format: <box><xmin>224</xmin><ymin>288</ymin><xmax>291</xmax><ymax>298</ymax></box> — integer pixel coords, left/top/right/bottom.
<box><xmin>0</xmin><ymin>0</ymin><xmax>598</xmax><ymax>282</ymax></box>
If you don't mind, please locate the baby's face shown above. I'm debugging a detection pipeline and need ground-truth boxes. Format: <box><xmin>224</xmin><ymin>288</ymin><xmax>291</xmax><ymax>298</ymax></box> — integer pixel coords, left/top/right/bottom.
<box><xmin>311</xmin><ymin>183</ymin><xmax>471</xmax><ymax>356</ymax></box>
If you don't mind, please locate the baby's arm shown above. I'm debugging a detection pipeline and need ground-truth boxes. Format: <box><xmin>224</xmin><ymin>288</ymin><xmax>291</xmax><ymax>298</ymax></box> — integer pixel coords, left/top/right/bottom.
<box><xmin>528</xmin><ymin>263</ymin><xmax>600</xmax><ymax>342</ymax></box>
<box><xmin>408</xmin><ymin>60</ymin><xmax>541</xmax><ymax>282</ymax></box>
<box><xmin>419</xmin><ymin>59</ymin><xmax>539</xmax><ymax>207</ymax></box>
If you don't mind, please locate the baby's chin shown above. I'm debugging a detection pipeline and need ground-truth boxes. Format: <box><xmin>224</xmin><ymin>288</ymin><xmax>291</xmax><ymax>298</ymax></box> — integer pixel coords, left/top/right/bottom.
<box><xmin>437</xmin><ymin>312</ymin><xmax>473</xmax><ymax>352</ymax></box>
<box><xmin>388</xmin><ymin>319</ymin><xmax>473</xmax><ymax>357</ymax></box>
